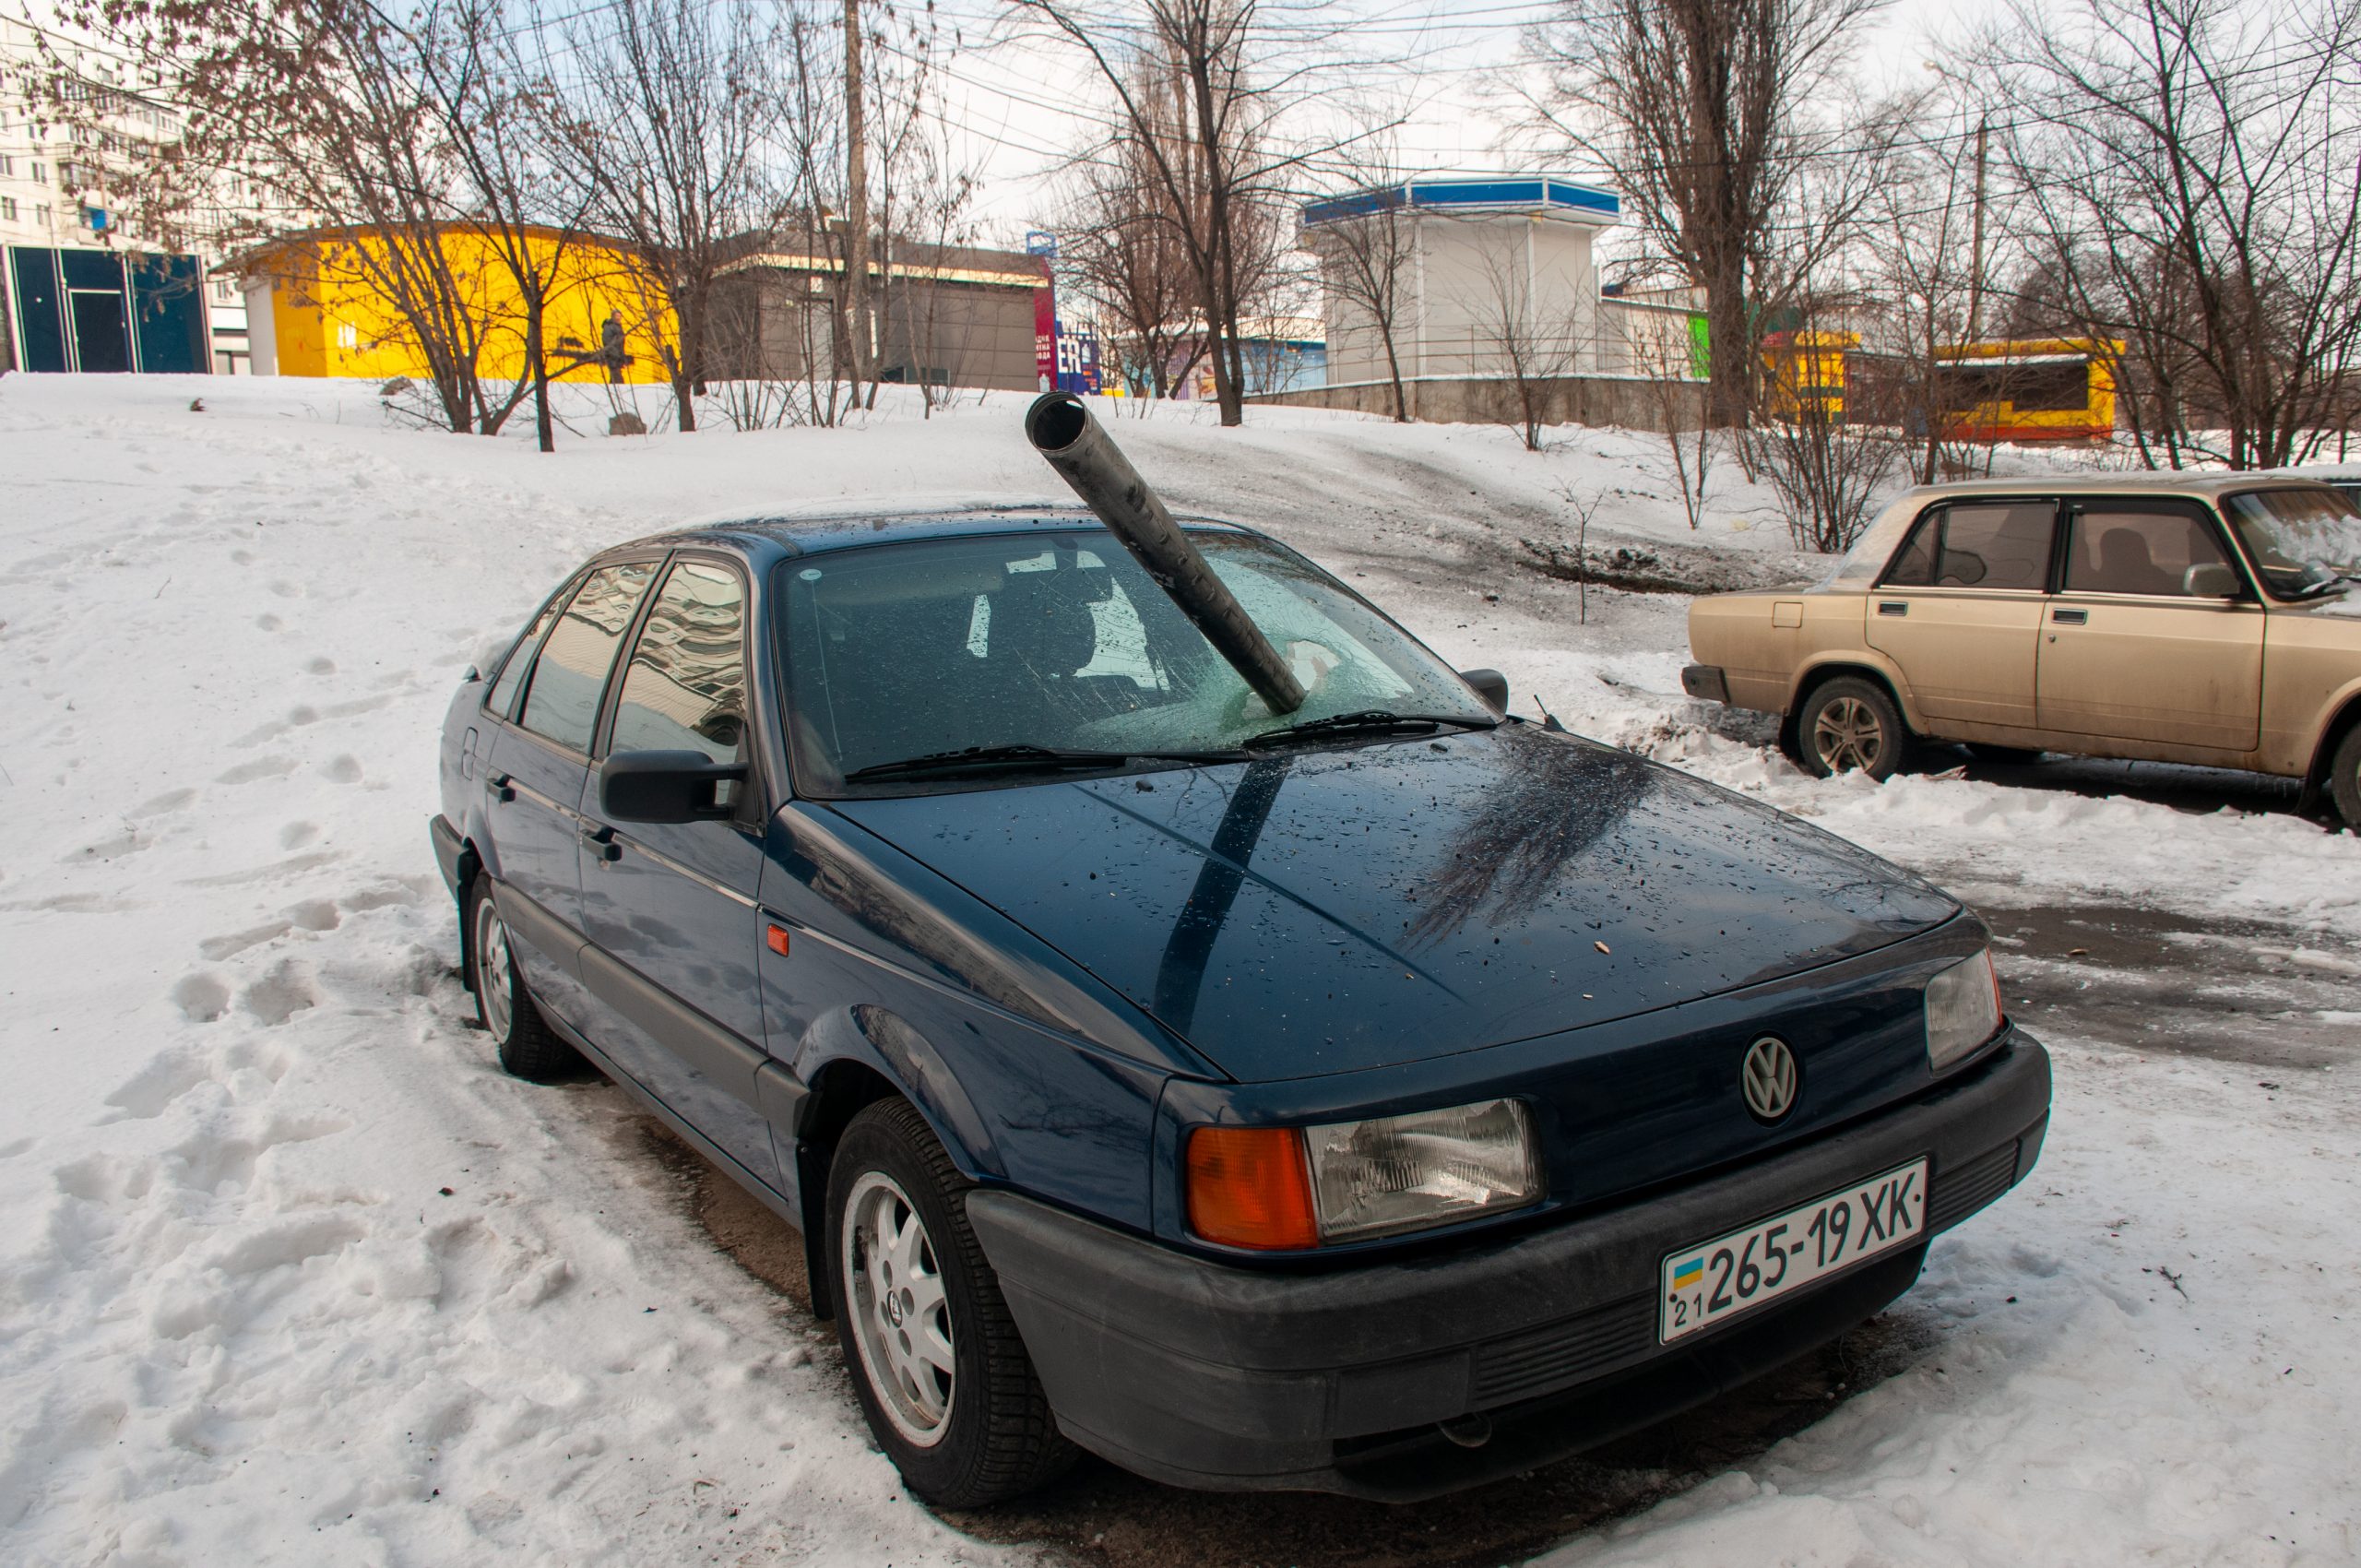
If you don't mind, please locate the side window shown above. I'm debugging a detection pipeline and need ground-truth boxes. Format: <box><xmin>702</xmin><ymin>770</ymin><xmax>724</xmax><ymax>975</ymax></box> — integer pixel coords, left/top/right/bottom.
<box><xmin>609</xmin><ymin>560</ymin><xmax>750</xmax><ymax>766</ymax></box>
<box><xmin>1884</xmin><ymin>503</ymin><xmax>2056</xmax><ymax>591</ymax></box>
<box><xmin>484</xmin><ymin>577</ymin><xmax>577</xmax><ymax>719</ymax></box>
<box><xmin>1881</xmin><ymin>514</ymin><xmax>1940</xmax><ymax>587</ymax></box>
<box><xmin>2063</xmin><ymin>507</ymin><xmax>2234</xmax><ymax>597</ymax></box>
<box><xmin>517</xmin><ymin>561</ymin><xmax>659</xmax><ymax>754</ymax></box>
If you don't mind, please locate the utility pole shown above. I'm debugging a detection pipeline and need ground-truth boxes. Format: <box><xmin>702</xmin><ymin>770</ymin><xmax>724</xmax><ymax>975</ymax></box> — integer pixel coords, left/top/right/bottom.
<box><xmin>844</xmin><ymin>0</ymin><xmax>870</xmax><ymax>408</ymax></box>
<box><xmin>1965</xmin><ymin>115</ymin><xmax>1989</xmax><ymax>345</ymax></box>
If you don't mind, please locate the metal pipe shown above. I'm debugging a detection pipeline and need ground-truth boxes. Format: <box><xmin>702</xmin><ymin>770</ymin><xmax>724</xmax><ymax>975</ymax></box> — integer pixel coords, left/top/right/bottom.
<box><xmin>1025</xmin><ymin>392</ymin><xmax>1305</xmax><ymax>715</ymax></box>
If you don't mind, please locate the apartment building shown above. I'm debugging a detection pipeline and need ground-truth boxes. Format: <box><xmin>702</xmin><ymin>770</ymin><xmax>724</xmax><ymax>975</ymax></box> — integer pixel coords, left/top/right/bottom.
<box><xmin>0</xmin><ymin>16</ymin><xmax>259</xmax><ymax>374</ymax></box>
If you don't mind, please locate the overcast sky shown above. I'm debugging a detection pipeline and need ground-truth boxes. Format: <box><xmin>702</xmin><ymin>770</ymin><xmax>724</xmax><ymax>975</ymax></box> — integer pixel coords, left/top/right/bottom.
<box><xmin>936</xmin><ymin>0</ymin><xmax>1992</xmax><ymax>244</ymax></box>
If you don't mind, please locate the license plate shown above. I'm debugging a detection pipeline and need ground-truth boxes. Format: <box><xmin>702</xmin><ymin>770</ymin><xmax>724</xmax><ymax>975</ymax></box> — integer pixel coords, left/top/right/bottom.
<box><xmin>1658</xmin><ymin>1158</ymin><xmax>1928</xmax><ymax>1344</ymax></box>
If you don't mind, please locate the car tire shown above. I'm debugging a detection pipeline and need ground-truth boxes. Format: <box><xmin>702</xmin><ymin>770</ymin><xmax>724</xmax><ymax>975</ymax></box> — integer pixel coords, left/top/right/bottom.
<box><xmin>466</xmin><ymin>872</ymin><xmax>580</xmax><ymax>1081</ymax></box>
<box><xmin>1798</xmin><ymin>678</ymin><xmax>1908</xmax><ymax>780</ymax></box>
<box><xmin>1964</xmin><ymin>742</ymin><xmax>2044</xmax><ymax>766</ymax></box>
<box><xmin>2331</xmin><ymin>725</ymin><xmax>2361</xmax><ymax>833</ymax></box>
<box><xmin>827</xmin><ymin>1099</ymin><xmax>1076</xmax><ymax>1508</ymax></box>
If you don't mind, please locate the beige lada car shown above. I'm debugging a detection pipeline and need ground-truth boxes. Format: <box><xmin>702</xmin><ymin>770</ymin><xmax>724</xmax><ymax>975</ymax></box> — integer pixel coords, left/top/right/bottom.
<box><xmin>1683</xmin><ymin>475</ymin><xmax>2361</xmax><ymax>828</ymax></box>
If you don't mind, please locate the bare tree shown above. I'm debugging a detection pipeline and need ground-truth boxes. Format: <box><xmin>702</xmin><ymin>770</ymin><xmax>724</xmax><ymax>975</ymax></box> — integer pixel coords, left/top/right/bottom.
<box><xmin>411</xmin><ymin>0</ymin><xmax>606</xmax><ymax>454</ymax></box>
<box><xmin>1526</xmin><ymin>0</ymin><xmax>1892</xmax><ymax>428</ymax></box>
<box><xmin>52</xmin><ymin>0</ymin><xmax>507</xmax><ymax>433</ymax></box>
<box><xmin>867</xmin><ymin>0</ymin><xmax>986</xmax><ymax>414</ymax></box>
<box><xmin>560</xmin><ymin>0</ymin><xmax>794</xmax><ymax>434</ymax></box>
<box><xmin>1460</xmin><ymin>221</ymin><xmax>1584</xmax><ymax>450</ymax></box>
<box><xmin>1304</xmin><ymin>141</ymin><xmax>1417</xmax><ymax>421</ymax></box>
<box><xmin>1977</xmin><ymin>0</ymin><xmax>2361</xmax><ymax>469</ymax></box>
<box><xmin>1009</xmin><ymin>0</ymin><xmax>1379</xmax><ymax>426</ymax></box>
<box><xmin>1045</xmin><ymin>131</ymin><xmax>1208</xmax><ymax>398</ymax></box>
<box><xmin>1748</xmin><ymin>305</ymin><xmax>1898</xmax><ymax>552</ymax></box>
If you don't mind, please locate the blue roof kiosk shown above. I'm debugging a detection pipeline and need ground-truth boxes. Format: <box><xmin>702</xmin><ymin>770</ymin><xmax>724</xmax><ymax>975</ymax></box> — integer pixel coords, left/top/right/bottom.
<box><xmin>1300</xmin><ymin>175</ymin><xmax>1620</xmax><ymax>395</ymax></box>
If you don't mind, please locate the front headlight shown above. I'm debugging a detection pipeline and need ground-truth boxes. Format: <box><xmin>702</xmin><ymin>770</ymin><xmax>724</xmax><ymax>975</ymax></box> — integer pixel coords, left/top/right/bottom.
<box><xmin>1185</xmin><ymin>1099</ymin><xmax>1542</xmax><ymax>1250</ymax></box>
<box><xmin>1307</xmin><ymin>1099</ymin><xmax>1541</xmax><ymax>1242</ymax></box>
<box><xmin>1925</xmin><ymin>948</ymin><xmax>2002</xmax><ymax>1072</ymax></box>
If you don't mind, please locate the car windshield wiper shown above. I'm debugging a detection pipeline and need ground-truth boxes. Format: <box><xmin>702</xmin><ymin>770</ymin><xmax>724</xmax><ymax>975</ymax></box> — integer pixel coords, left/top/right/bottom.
<box><xmin>1241</xmin><ymin>708</ymin><xmax>1500</xmax><ymax>750</ymax></box>
<box><xmin>2288</xmin><ymin>570</ymin><xmax>2359</xmax><ymax>600</ymax></box>
<box><xmin>846</xmin><ymin>742</ymin><xmax>1245</xmax><ymax>782</ymax></box>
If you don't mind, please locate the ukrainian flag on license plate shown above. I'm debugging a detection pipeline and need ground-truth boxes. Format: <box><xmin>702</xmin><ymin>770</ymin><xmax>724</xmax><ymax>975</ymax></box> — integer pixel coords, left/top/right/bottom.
<box><xmin>1671</xmin><ymin>1256</ymin><xmax>1704</xmax><ymax>1292</ymax></box>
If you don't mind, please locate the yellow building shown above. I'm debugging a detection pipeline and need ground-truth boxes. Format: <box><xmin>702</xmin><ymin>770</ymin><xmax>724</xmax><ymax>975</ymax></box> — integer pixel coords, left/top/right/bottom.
<box><xmin>237</xmin><ymin>223</ymin><xmax>675</xmax><ymax>386</ymax></box>
<box><xmin>1762</xmin><ymin>329</ymin><xmax>1858</xmax><ymax>422</ymax></box>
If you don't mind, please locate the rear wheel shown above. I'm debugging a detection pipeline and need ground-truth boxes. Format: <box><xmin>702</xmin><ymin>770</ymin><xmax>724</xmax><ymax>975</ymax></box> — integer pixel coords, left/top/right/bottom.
<box><xmin>2330</xmin><ymin>725</ymin><xmax>2361</xmax><ymax>832</ymax></box>
<box><xmin>828</xmin><ymin>1099</ymin><xmax>1074</xmax><ymax>1507</ymax></box>
<box><xmin>466</xmin><ymin>873</ymin><xmax>579</xmax><ymax>1081</ymax></box>
<box><xmin>1797</xmin><ymin>678</ymin><xmax>1908</xmax><ymax>780</ymax></box>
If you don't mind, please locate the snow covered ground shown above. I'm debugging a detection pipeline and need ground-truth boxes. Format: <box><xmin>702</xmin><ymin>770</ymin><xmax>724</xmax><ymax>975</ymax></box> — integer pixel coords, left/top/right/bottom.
<box><xmin>1</xmin><ymin>374</ymin><xmax>2355</xmax><ymax>1566</ymax></box>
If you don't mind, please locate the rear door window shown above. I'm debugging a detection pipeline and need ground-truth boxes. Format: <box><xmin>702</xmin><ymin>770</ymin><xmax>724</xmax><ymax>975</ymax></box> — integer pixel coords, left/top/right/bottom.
<box><xmin>608</xmin><ymin>560</ymin><xmax>751</xmax><ymax>766</ymax></box>
<box><xmin>517</xmin><ymin>561</ymin><xmax>659</xmax><ymax>754</ymax></box>
<box><xmin>1881</xmin><ymin>502</ymin><xmax>2056</xmax><ymax>590</ymax></box>
<box><xmin>485</xmin><ymin>577</ymin><xmax>578</xmax><ymax>719</ymax></box>
<box><xmin>2062</xmin><ymin>505</ymin><xmax>2236</xmax><ymax>597</ymax></box>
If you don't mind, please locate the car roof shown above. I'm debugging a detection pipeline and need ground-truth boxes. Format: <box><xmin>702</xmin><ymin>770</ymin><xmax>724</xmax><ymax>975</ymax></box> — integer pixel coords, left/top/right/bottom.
<box><xmin>605</xmin><ymin>505</ymin><xmax>1252</xmax><ymax>559</ymax></box>
<box><xmin>1900</xmin><ymin>472</ymin><xmax>2345</xmax><ymax>502</ymax></box>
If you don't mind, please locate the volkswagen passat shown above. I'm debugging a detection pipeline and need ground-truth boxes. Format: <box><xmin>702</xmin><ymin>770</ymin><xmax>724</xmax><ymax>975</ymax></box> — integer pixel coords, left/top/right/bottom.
<box><xmin>430</xmin><ymin>437</ymin><xmax>2048</xmax><ymax>1505</ymax></box>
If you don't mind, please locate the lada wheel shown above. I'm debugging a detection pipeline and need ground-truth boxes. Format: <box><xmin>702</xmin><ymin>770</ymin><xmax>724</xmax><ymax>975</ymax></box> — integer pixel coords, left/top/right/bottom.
<box><xmin>1799</xmin><ymin>678</ymin><xmax>1907</xmax><ymax>780</ymax></box>
<box><xmin>466</xmin><ymin>873</ymin><xmax>579</xmax><ymax>1081</ymax></box>
<box><xmin>2331</xmin><ymin>725</ymin><xmax>2361</xmax><ymax>832</ymax></box>
<box><xmin>827</xmin><ymin>1099</ymin><xmax>1074</xmax><ymax>1507</ymax></box>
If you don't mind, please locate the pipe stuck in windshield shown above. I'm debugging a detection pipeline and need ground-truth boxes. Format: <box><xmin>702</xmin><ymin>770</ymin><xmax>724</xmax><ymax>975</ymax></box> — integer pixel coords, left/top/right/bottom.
<box><xmin>1025</xmin><ymin>392</ymin><xmax>1306</xmax><ymax>716</ymax></box>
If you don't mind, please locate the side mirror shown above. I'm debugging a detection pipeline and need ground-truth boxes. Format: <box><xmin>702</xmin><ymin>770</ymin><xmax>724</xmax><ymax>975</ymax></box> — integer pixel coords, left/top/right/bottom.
<box><xmin>2183</xmin><ymin>562</ymin><xmax>2240</xmax><ymax>598</ymax></box>
<box><xmin>1459</xmin><ymin>668</ymin><xmax>1510</xmax><ymax>711</ymax></box>
<box><xmin>599</xmin><ymin>749</ymin><xmax>748</xmax><ymax>824</ymax></box>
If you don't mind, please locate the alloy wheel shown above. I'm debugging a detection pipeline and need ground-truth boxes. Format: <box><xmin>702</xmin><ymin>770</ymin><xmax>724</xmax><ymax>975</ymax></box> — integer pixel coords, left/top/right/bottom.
<box><xmin>473</xmin><ymin>897</ymin><xmax>515</xmax><ymax>1039</ymax></box>
<box><xmin>1813</xmin><ymin>696</ymin><xmax>1885</xmax><ymax>774</ymax></box>
<box><xmin>842</xmin><ymin>1170</ymin><xmax>956</xmax><ymax>1446</ymax></box>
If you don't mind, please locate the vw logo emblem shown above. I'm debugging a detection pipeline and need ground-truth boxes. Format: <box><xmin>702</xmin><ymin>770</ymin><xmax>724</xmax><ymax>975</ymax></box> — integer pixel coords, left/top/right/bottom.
<box><xmin>1741</xmin><ymin>1036</ymin><xmax>1799</xmax><ymax>1123</ymax></box>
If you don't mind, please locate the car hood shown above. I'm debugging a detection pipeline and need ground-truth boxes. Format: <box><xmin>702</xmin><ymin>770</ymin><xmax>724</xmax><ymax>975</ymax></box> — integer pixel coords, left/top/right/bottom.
<box><xmin>826</xmin><ymin>725</ymin><xmax>1957</xmax><ymax>1082</ymax></box>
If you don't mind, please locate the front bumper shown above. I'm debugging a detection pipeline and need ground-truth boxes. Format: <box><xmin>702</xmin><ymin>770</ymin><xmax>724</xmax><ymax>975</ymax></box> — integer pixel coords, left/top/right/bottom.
<box><xmin>967</xmin><ymin>1031</ymin><xmax>2049</xmax><ymax>1500</ymax></box>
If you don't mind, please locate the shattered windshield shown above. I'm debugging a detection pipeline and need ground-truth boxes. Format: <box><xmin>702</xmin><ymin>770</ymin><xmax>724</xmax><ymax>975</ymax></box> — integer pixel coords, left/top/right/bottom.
<box><xmin>778</xmin><ymin>529</ymin><xmax>1495</xmax><ymax>790</ymax></box>
<box><xmin>2224</xmin><ymin>488</ymin><xmax>2361</xmax><ymax>600</ymax></box>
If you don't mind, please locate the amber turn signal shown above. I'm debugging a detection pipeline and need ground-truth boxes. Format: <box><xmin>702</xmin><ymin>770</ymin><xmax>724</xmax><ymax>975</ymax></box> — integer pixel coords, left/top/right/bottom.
<box><xmin>765</xmin><ymin>924</ymin><xmax>791</xmax><ymax>956</ymax></box>
<box><xmin>1186</xmin><ymin>1126</ymin><xmax>1319</xmax><ymax>1250</ymax></box>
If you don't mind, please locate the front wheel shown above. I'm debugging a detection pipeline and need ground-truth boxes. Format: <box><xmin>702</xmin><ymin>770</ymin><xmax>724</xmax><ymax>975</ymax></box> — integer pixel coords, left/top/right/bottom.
<box><xmin>2330</xmin><ymin>725</ymin><xmax>2361</xmax><ymax>833</ymax></box>
<box><xmin>1797</xmin><ymin>677</ymin><xmax>1908</xmax><ymax>780</ymax></box>
<box><xmin>828</xmin><ymin>1099</ymin><xmax>1074</xmax><ymax>1508</ymax></box>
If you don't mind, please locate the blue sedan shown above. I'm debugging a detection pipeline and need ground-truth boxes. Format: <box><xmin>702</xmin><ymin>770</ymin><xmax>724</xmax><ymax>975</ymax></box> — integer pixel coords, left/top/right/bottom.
<box><xmin>429</xmin><ymin>408</ymin><xmax>2048</xmax><ymax>1507</ymax></box>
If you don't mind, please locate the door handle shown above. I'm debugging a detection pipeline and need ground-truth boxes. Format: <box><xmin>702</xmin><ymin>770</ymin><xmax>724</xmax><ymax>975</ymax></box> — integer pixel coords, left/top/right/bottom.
<box><xmin>1877</xmin><ymin>600</ymin><xmax>1908</xmax><ymax>617</ymax></box>
<box><xmin>581</xmin><ymin>824</ymin><xmax>622</xmax><ymax>862</ymax></box>
<box><xmin>2051</xmin><ymin>609</ymin><xmax>2088</xmax><ymax>625</ymax></box>
<box><xmin>490</xmin><ymin>772</ymin><xmax>516</xmax><ymax>802</ymax></box>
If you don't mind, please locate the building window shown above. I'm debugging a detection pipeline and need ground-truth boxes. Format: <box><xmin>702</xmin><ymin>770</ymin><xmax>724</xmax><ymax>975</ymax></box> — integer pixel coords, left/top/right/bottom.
<box><xmin>0</xmin><ymin>196</ymin><xmax>14</xmax><ymax>222</ymax></box>
<box><xmin>30</xmin><ymin>160</ymin><xmax>44</xmax><ymax>184</ymax></box>
<box><xmin>336</xmin><ymin>322</ymin><xmax>358</xmax><ymax>350</ymax></box>
<box><xmin>0</xmin><ymin>153</ymin><xmax>13</xmax><ymax>175</ymax></box>
<box><xmin>34</xmin><ymin>202</ymin><xmax>50</xmax><ymax>227</ymax></box>
<box><xmin>214</xmin><ymin>278</ymin><xmax>233</xmax><ymax>302</ymax></box>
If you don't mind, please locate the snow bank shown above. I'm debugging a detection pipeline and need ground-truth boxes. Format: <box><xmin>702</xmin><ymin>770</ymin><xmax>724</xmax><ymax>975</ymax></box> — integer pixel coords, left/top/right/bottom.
<box><xmin>2</xmin><ymin>374</ymin><xmax>2355</xmax><ymax>1565</ymax></box>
